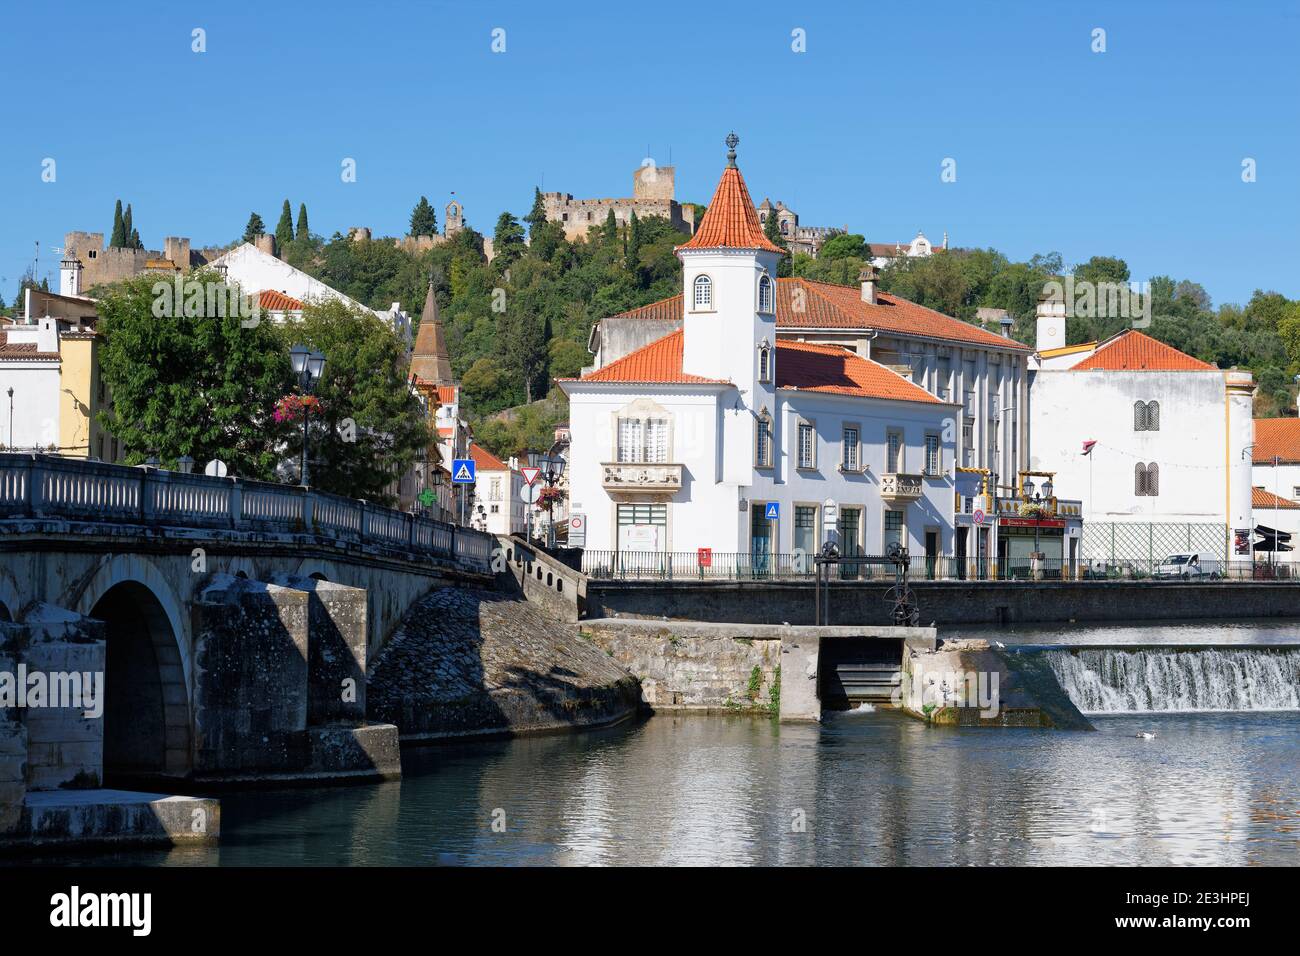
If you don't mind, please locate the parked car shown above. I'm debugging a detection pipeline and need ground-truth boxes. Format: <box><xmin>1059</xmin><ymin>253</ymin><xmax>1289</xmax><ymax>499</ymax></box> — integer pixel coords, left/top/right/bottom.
<box><xmin>1153</xmin><ymin>552</ymin><xmax>1220</xmax><ymax>580</ymax></box>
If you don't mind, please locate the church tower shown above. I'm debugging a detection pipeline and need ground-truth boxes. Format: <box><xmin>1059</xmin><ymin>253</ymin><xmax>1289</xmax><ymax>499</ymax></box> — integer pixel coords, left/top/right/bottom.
<box><xmin>410</xmin><ymin>279</ymin><xmax>454</xmax><ymax>385</ymax></box>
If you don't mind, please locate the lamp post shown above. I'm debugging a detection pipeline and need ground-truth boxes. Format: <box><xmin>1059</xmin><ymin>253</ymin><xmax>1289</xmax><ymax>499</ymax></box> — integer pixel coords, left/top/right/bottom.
<box><xmin>289</xmin><ymin>344</ymin><xmax>326</xmax><ymax>487</ymax></box>
<box><xmin>527</xmin><ymin>447</ymin><xmax>567</xmax><ymax>549</ymax></box>
<box><xmin>1022</xmin><ymin>475</ymin><xmax>1054</xmax><ymax>579</ymax></box>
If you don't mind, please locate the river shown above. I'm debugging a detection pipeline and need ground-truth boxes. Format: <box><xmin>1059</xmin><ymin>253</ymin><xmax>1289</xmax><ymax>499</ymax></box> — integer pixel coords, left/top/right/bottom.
<box><xmin>19</xmin><ymin>621</ymin><xmax>1300</xmax><ymax>867</ymax></box>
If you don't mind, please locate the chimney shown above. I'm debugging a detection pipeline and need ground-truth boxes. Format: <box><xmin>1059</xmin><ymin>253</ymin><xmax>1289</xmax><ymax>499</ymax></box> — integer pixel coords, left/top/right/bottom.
<box><xmin>859</xmin><ymin>263</ymin><xmax>879</xmax><ymax>305</ymax></box>
<box><xmin>1036</xmin><ymin>287</ymin><xmax>1067</xmax><ymax>352</ymax></box>
<box><xmin>1000</xmin><ymin>315</ymin><xmax>1014</xmax><ymax>339</ymax></box>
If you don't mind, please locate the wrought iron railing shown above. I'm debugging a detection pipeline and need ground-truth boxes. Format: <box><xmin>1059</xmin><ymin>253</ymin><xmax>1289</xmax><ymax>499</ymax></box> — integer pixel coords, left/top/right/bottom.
<box><xmin>0</xmin><ymin>453</ymin><xmax>494</xmax><ymax>573</ymax></box>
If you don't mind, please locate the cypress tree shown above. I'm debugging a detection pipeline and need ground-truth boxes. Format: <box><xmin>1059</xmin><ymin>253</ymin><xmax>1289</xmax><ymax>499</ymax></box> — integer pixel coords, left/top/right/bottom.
<box><xmin>275</xmin><ymin>199</ymin><xmax>295</xmax><ymax>248</ymax></box>
<box><xmin>122</xmin><ymin>204</ymin><xmax>134</xmax><ymax>248</ymax></box>
<box><xmin>130</xmin><ymin>228</ymin><xmax>141</xmax><ymax>249</ymax></box>
<box><xmin>409</xmin><ymin>196</ymin><xmax>437</xmax><ymax>237</ymax></box>
<box><xmin>110</xmin><ymin>200</ymin><xmax>126</xmax><ymax>248</ymax></box>
<box><xmin>626</xmin><ymin>209</ymin><xmax>643</xmax><ymax>272</ymax></box>
<box><xmin>242</xmin><ymin>212</ymin><xmax>266</xmax><ymax>244</ymax></box>
<box><xmin>523</xmin><ymin>187</ymin><xmax>547</xmax><ymax>238</ymax></box>
<box><xmin>296</xmin><ymin>203</ymin><xmax>309</xmax><ymax>240</ymax></box>
<box><xmin>603</xmin><ymin>208</ymin><xmax>618</xmax><ymax>248</ymax></box>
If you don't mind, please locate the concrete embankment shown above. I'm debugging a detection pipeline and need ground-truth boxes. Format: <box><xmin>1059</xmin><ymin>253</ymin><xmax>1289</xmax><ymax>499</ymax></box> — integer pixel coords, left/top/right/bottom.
<box><xmin>901</xmin><ymin>639</ymin><xmax>1094</xmax><ymax>730</ymax></box>
<box><xmin>367</xmin><ymin>588</ymin><xmax>641</xmax><ymax>740</ymax></box>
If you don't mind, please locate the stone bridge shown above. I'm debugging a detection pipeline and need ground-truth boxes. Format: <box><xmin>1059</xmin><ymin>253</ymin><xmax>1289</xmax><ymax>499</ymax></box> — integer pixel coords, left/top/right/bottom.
<box><xmin>0</xmin><ymin>453</ymin><xmax>495</xmax><ymax>798</ymax></box>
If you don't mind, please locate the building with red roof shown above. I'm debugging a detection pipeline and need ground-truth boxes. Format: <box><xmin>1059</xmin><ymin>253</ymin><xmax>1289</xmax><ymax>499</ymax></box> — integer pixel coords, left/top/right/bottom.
<box><xmin>560</xmin><ymin>135</ymin><xmax>962</xmax><ymax>560</ymax></box>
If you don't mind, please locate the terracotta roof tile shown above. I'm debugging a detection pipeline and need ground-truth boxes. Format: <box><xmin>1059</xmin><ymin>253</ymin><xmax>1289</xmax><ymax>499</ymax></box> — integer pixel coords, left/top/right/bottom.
<box><xmin>1071</xmin><ymin>330</ymin><xmax>1215</xmax><ymax>371</ymax></box>
<box><xmin>678</xmin><ymin>166</ymin><xmax>784</xmax><ymax>254</ymax></box>
<box><xmin>1252</xmin><ymin>418</ymin><xmax>1300</xmax><ymax>464</ymax></box>
<box><xmin>776</xmin><ymin>340</ymin><xmax>942</xmax><ymax>403</ymax></box>
<box><xmin>1252</xmin><ymin>486</ymin><xmax>1300</xmax><ymax>510</ymax></box>
<box><xmin>573</xmin><ymin>329</ymin><xmax>729</xmax><ymax>385</ymax></box>
<box><xmin>470</xmin><ymin>444</ymin><xmax>510</xmax><ymax>471</ymax></box>
<box><xmin>602</xmin><ymin>278</ymin><xmax>1028</xmax><ymax>351</ymax></box>
<box><xmin>257</xmin><ymin>290</ymin><xmax>304</xmax><ymax>312</ymax></box>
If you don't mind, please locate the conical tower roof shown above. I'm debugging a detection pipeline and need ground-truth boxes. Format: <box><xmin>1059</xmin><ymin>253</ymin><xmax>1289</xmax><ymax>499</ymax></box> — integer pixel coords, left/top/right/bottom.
<box><xmin>411</xmin><ymin>280</ymin><xmax>453</xmax><ymax>385</ymax></box>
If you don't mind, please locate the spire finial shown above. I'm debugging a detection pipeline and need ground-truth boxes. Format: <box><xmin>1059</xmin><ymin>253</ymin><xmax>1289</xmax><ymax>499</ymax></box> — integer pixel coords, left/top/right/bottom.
<box><xmin>725</xmin><ymin>132</ymin><xmax>739</xmax><ymax>168</ymax></box>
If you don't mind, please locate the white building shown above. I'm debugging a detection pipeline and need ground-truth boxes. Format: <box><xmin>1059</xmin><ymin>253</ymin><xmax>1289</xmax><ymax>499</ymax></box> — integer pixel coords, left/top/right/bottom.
<box><xmin>1029</xmin><ymin>314</ymin><xmax>1254</xmax><ymax>564</ymax></box>
<box><xmin>560</xmin><ymin>141</ymin><xmax>958</xmax><ymax>564</ymax></box>
<box><xmin>207</xmin><ymin>242</ymin><xmax>411</xmax><ymax>339</ymax></box>
<box><xmin>868</xmin><ymin>231</ymin><xmax>946</xmax><ymax>269</ymax></box>
<box><xmin>469</xmin><ymin>444</ymin><xmax>527</xmax><ymax>535</ymax></box>
<box><xmin>1250</xmin><ymin>418</ymin><xmax>1300</xmax><ymax>555</ymax></box>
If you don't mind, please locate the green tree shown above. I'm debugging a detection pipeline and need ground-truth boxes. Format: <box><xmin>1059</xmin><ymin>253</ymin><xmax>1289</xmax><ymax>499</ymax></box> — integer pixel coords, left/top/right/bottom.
<box><xmin>296</xmin><ymin>203</ymin><xmax>310</xmax><ymax>240</ymax></box>
<box><xmin>819</xmin><ymin>233</ymin><xmax>867</xmax><ymax>260</ymax></box>
<box><xmin>493</xmin><ymin>212</ymin><xmax>526</xmax><ymax>269</ymax></box>
<box><xmin>275</xmin><ymin>199</ymin><xmax>295</xmax><ymax>249</ymax></box>
<box><xmin>110</xmin><ymin>200</ymin><xmax>126</xmax><ymax>248</ymax></box>
<box><xmin>523</xmin><ymin>187</ymin><xmax>547</xmax><ymax>238</ymax></box>
<box><xmin>95</xmin><ymin>271</ymin><xmax>295</xmax><ymax>476</ymax></box>
<box><xmin>242</xmin><ymin>212</ymin><xmax>266</xmax><ymax>244</ymax></box>
<box><xmin>1073</xmin><ymin>255</ymin><xmax>1130</xmax><ymax>285</ymax></box>
<box><xmin>409</xmin><ymin>196</ymin><xmax>437</xmax><ymax>237</ymax></box>
<box><xmin>122</xmin><ymin>204</ymin><xmax>134</xmax><ymax>249</ymax></box>
<box><xmin>285</xmin><ymin>299</ymin><xmax>432</xmax><ymax>504</ymax></box>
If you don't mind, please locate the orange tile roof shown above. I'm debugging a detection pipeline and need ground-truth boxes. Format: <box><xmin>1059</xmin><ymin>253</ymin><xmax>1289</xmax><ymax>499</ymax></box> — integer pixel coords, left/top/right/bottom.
<box><xmin>573</xmin><ymin>329</ymin><xmax>730</xmax><ymax>385</ymax></box>
<box><xmin>1252</xmin><ymin>486</ymin><xmax>1300</xmax><ymax>510</ymax></box>
<box><xmin>776</xmin><ymin>340</ymin><xmax>943</xmax><ymax>403</ymax></box>
<box><xmin>258</xmin><ymin>290</ymin><xmax>304</xmax><ymax>312</ymax></box>
<box><xmin>437</xmin><ymin>385</ymin><xmax>458</xmax><ymax>405</ymax></box>
<box><xmin>602</xmin><ymin>278</ymin><xmax>1028</xmax><ymax>351</ymax></box>
<box><xmin>678</xmin><ymin>165</ymin><xmax>784</xmax><ymax>254</ymax></box>
<box><xmin>1252</xmin><ymin>418</ymin><xmax>1300</xmax><ymax>463</ymax></box>
<box><xmin>470</xmin><ymin>444</ymin><xmax>510</xmax><ymax>471</ymax></box>
<box><xmin>1071</xmin><ymin>330</ymin><xmax>1214</xmax><ymax>371</ymax></box>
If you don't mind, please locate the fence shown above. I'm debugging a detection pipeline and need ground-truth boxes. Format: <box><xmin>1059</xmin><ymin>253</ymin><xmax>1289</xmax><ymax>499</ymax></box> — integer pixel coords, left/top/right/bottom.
<box><xmin>0</xmin><ymin>453</ymin><xmax>494</xmax><ymax>573</ymax></box>
<box><xmin>582</xmin><ymin>549</ymin><xmax>1299</xmax><ymax>582</ymax></box>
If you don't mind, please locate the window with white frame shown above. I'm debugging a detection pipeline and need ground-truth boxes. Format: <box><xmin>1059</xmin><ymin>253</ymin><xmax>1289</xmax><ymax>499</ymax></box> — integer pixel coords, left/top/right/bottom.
<box><xmin>758</xmin><ymin>342</ymin><xmax>772</xmax><ymax>383</ymax></box>
<box><xmin>758</xmin><ymin>274</ymin><xmax>774</xmax><ymax>314</ymax></box>
<box><xmin>490</xmin><ymin>477</ymin><xmax>502</xmax><ymax>501</ymax></box>
<box><xmin>924</xmin><ymin>434</ymin><xmax>941</xmax><ymax>476</ymax></box>
<box><xmin>841</xmin><ymin>426</ymin><xmax>860</xmax><ymax>471</ymax></box>
<box><xmin>693</xmin><ymin>274</ymin><xmax>712</xmax><ymax>310</ymax></box>
<box><xmin>618</xmin><ymin>416</ymin><xmax>668</xmax><ymax>463</ymax></box>
<box><xmin>798</xmin><ymin>422</ymin><xmax>816</xmax><ymax>469</ymax></box>
<box><xmin>755</xmin><ymin>411</ymin><xmax>773</xmax><ymax>468</ymax></box>
<box><xmin>884</xmin><ymin>510</ymin><xmax>904</xmax><ymax>549</ymax></box>
<box><xmin>886</xmin><ymin>429</ymin><xmax>903</xmax><ymax>473</ymax></box>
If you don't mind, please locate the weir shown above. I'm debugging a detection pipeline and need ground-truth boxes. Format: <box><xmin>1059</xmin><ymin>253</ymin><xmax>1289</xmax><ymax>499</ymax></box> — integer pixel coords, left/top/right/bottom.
<box><xmin>1042</xmin><ymin>646</ymin><xmax>1300</xmax><ymax>713</ymax></box>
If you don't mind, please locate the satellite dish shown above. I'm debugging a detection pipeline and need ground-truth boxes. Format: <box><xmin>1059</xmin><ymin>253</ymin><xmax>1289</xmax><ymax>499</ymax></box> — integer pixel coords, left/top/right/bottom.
<box><xmin>204</xmin><ymin>459</ymin><xmax>228</xmax><ymax>478</ymax></box>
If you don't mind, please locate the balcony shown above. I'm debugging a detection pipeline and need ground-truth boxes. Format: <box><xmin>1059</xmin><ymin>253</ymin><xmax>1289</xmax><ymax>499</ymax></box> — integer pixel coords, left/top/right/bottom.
<box><xmin>601</xmin><ymin>462</ymin><xmax>683</xmax><ymax>493</ymax></box>
<box><xmin>880</xmin><ymin>472</ymin><xmax>923</xmax><ymax>503</ymax></box>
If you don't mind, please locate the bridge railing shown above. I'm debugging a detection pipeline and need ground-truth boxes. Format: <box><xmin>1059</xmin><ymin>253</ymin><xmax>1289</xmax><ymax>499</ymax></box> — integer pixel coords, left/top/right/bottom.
<box><xmin>0</xmin><ymin>453</ymin><xmax>493</xmax><ymax>573</ymax></box>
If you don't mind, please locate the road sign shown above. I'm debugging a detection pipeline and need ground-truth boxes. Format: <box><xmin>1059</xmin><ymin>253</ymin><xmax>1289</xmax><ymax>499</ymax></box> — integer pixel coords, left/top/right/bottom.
<box><xmin>451</xmin><ymin>459</ymin><xmax>476</xmax><ymax>483</ymax></box>
<box><xmin>822</xmin><ymin>498</ymin><xmax>838</xmax><ymax>525</ymax></box>
<box><xmin>568</xmin><ymin>514</ymin><xmax>586</xmax><ymax>547</ymax></box>
<box><xmin>764</xmin><ymin>502</ymin><xmax>780</xmax><ymax>521</ymax></box>
<box><xmin>520</xmin><ymin>483</ymin><xmax>540</xmax><ymax>505</ymax></box>
<box><xmin>521</xmin><ymin>466</ymin><xmax>541</xmax><ymax>486</ymax></box>
<box><xmin>698</xmin><ymin>547</ymin><xmax>712</xmax><ymax>567</ymax></box>
<box><xmin>204</xmin><ymin>459</ymin><xmax>228</xmax><ymax>478</ymax></box>
<box><xmin>417</xmin><ymin>487</ymin><xmax>436</xmax><ymax>508</ymax></box>
<box><xmin>972</xmin><ymin>508</ymin><xmax>986</xmax><ymax>526</ymax></box>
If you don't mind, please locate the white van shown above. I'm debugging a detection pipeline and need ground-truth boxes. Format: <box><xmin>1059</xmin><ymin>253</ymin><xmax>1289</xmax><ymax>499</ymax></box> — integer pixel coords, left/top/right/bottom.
<box><xmin>1153</xmin><ymin>552</ymin><xmax>1220</xmax><ymax>580</ymax></box>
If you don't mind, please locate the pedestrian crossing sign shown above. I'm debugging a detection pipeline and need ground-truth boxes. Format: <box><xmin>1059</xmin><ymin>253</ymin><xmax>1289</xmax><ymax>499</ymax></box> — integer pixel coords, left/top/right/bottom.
<box><xmin>764</xmin><ymin>502</ymin><xmax>780</xmax><ymax>520</ymax></box>
<box><xmin>452</xmin><ymin>459</ymin><xmax>476</xmax><ymax>483</ymax></box>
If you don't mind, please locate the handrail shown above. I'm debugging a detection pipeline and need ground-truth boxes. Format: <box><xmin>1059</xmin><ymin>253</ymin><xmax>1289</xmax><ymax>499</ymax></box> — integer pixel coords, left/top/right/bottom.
<box><xmin>0</xmin><ymin>452</ymin><xmax>493</xmax><ymax>573</ymax></box>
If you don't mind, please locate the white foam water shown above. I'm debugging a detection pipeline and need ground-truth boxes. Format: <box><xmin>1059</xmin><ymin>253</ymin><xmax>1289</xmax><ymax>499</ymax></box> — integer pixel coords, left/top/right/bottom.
<box><xmin>1045</xmin><ymin>647</ymin><xmax>1300</xmax><ymax>713</ymax></box>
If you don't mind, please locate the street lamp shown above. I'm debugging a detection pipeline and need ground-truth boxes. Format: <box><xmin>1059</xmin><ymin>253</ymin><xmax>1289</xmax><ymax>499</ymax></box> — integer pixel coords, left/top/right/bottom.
<box><xmin>289</xmin><ymin>343</ymin><xmax>326</xmax><ymax>486</ymax></box>
<box><xmin>528</xmin><ymin>447</ymin><xmax>567</xmax><ymax>547</ymax></box>
<box><xmin>176</xmin><ymin>454</ymin><xmax>195</xmax><ymax>474</ymax></box>
<box><xmin>1021</xmin><ymin>476</ymin><xmax>1054</xmax><ymax>570</ymax></box>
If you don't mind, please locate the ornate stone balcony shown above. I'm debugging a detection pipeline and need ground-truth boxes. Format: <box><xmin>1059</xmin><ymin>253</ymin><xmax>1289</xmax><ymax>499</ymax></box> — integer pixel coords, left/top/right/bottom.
<box><xmin>601</xmin><ymin>462</ymin><xmax>683</xmax><ymax>493</ymax></box>
<box><xmin>880</xmin><ymin>472</ymin><xmax>923</xmax><ymax>503</ymax></box>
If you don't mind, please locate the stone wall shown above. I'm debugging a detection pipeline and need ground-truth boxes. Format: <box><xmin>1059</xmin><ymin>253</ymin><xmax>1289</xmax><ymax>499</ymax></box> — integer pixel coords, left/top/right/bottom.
<box><xmin>368</xmin><ymin>587</ymin><xmax>640</xmax><ymax>739</ymax></box>
<box><xmin>580</xmin><ymin>620</ymin><xmax>782</xmax><ymax>713</ymax></box>
<box><xmin>585</xmin><ymin>579</ymin><xmax>1300</xmax><ymax>626</ymax></box>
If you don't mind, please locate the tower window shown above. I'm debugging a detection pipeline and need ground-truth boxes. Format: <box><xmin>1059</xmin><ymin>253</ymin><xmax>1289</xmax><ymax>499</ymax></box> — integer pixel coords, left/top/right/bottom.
<box><xmin>693</xmin><ymin>274</ymin><xmax>713</xmax><ymax>310</ymax></box>
<box><xmin>758</xmin><ymin>274</ymin><xmax>774</xmax><ymax>314</ymax></box>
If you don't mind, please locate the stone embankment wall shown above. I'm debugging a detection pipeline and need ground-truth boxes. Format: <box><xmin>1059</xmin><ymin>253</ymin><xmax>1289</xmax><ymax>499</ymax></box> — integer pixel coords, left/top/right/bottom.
<box><xmin>579</xmin><ymin>620</ymin><xmax>782</xmax><ymax>714</ymax></box>
<box><xmin>368</xmin><ymin>588</ymin><xmax>640</xmax><ymax>739</ymax></box>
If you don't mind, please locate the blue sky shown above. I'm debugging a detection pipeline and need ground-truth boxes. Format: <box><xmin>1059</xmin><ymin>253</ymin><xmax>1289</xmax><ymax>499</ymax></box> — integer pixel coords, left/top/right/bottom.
<box><xmin>2</xmin><ymin>0</ymin><xmax>1296</xmax><ymax>308</ymax></box>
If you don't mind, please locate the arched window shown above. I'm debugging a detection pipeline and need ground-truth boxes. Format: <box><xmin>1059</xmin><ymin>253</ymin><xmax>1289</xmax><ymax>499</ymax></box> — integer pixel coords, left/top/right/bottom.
<box><xmin>693</xmin><ymin>274</ymin><xmax>713</xmax><ymax>310</ymax></box>
<box><xmin>758</xmin><ymin>342</ymin><xmax>772</xmax><ymax>383</ymax></box>
<box><xmin>1147</xmin><ymin>401</ymin><xmax>1160</xmax><ymax>431</ymax></box>
<box><xmin>758</xmin><ymin>274</ymin><xmax>774</xmax><ymax>314</ymax></box>
<box><xmin>1134</xmin><ymin>401</ymin><xmax>1147</xmax><ymax>430</ymax></box>
<box><xmin>1135</xmin><ymin>462</ymin><xmax>1160</xmax><ymax>496</ymax></box>
<box><xmin>1147</xmin><ymin>462</ymin><xmax>1159</xmax><ymax>495</ymax></box>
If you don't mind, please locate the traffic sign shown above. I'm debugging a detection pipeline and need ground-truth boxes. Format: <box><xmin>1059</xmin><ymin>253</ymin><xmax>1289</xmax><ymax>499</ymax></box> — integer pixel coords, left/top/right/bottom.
<box><xmin>568</xmin><ymin>514</ymin><xmax>586</xmax><ymax>547</ymax></box>
<box><xmin>521</xmin><ymin>466</ymin><xmax>541</xmax><ymax>486</ymax></box>
<box><xmin>972</xmin><ymin>508</ymin><xmax>986</xmax><ymax>526</ymax></box>
<box><xmin>764</xmin><ymin>502</ymin><xmax>780</xmax><ymax>521</ymax></box>
<box><xmin>204</xmin><ymin>459</ymin><xmax>228</xmax><ymax>478</ymax></box>
<box><xmin>520</xmin><ymin>483</ymin><xmax>540</xmax><ymax>505</ymax></box>
<box><xmin>451</xmin><ymin>459</ymin><xmax>476</xmax><ymax>483</ymax></box>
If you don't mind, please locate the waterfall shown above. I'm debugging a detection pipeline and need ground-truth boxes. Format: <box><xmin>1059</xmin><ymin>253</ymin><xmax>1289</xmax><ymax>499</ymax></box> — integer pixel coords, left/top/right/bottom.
<box><xmin>1045</xmin><ymin>647</ymin><xmax>1300</xmax><ymax>713</ymax></box>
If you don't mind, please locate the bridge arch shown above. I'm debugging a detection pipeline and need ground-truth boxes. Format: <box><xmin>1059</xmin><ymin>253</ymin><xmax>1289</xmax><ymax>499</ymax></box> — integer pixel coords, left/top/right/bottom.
<box><xmin>74</xmin><ymin>555</ymin><xmax>192</xmax><ymax>780</ymax></box>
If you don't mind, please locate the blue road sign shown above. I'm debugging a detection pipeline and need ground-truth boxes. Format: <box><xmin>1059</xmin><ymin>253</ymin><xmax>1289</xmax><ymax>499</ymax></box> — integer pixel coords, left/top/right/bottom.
<box><xmin>451</xmin><ymin>458</ymin><xmax>476</xmax><ymax>483</ymax></box>
<box><xmin>764</xmin><ymin>502</ymin><xmax>780</xmax><ymax>520</ymax></box>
